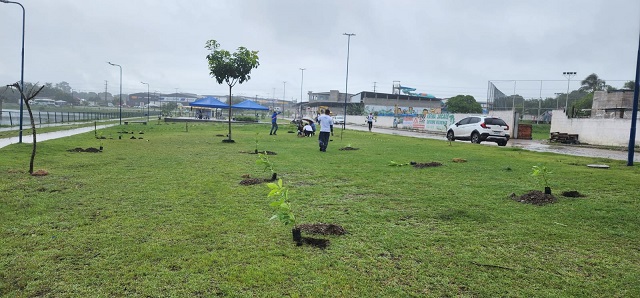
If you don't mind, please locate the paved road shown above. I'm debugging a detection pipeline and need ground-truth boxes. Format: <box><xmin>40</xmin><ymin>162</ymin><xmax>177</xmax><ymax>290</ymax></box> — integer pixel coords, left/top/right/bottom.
<box><xmin>343</xmin><ymin>123</ymin><xmax>640</xmax><ymax>162</ymax></box>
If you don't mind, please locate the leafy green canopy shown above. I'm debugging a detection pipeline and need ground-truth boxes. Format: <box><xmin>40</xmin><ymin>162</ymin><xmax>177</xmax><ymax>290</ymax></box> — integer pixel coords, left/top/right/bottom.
<box><xmin>446</xmin><ymin>95</ymin><xmax>482</xmax><ymax>113</ymax></box>
<box><xmin>205</xmin><ymin>40</ymin><xmax>259</xmax><ymax>88</ymax></box>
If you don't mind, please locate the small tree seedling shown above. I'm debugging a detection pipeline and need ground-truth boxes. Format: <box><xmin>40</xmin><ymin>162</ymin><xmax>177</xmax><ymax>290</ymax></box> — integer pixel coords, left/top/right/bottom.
<box><xmin>531</xmin><ymin>165</ymin><xmax>552</xmax><ymax>189</ymax></box>
<box><xmin>267</xmin><ymin>179</ymin><xmax>295</xmax><ymax>226</ymax></box>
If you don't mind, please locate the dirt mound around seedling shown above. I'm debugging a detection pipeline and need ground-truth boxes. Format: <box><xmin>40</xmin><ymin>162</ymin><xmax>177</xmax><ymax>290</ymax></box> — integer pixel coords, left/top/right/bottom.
<box><xmin>239</xmin><ymin>173</ymin><xmax>278</xmax><ymax>186</ymax></box>
<box><xmin>339</xmin><ymin>146</ymin><xmax>359</xmax><ymax>151</ymax></box>
<box><xmin>562</xmin><ymin>190</ymin><xmax>586</xmax><ymax>198</ymax></box>
<box><xmin>298</xmin><ymin>223</ymin><xmax>347</xmax><ymax>235</ymax></box>
<box><xmin>248</xmin><ymin>150</ymin><xmax>277</xmax><ymax>155</ymax></box>
<box><xmin>67</xmin><ymin>147</ymin><xmax>101</xmax><ymax>153</ymax></box>
<box><xmin>31</xmin><ymin>169</ymin><xmax>49</xmax><ymax>176</ymax></box>
<box><xmin>511</xmin><ymin>190</ymin><xmax>557</xmax><ymax>205</ymax></box>
<box><xmin>239</xmin><ymin>178</ymin><xmax>263</xmax><ymax>185</ymax></box>
<box><xmin>412</xmin><ymin>162</ymin><xmax>442</xmax><ymax>168</ymax></box>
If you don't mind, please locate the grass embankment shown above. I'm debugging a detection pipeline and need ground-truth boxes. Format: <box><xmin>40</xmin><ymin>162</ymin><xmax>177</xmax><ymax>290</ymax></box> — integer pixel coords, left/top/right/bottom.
<box><xmin>1</xmin><ymin>121</ymin><xmax>639</xmax><ymax>297</ymax></box>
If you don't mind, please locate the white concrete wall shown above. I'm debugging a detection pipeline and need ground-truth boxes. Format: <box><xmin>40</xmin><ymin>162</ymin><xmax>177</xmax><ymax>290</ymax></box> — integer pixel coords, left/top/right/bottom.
<box><xmin>550</xmin><ymin>109</ymin><xmax>640</xmax><ymax>146</ymax></box>
<box><xmin>345</xmin><ymin>110</ymin><xmax>516</xmax><ymax>136</ymax></box>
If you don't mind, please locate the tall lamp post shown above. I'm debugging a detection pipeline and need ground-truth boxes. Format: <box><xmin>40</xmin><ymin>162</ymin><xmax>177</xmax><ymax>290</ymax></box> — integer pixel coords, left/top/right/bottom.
<box><xmin>282</xmin><ymin>81</ymin><xmax>286</xmax><ymax>115</ymax></box>
<box><xmin>1</xmin><ymin>0</ymin><xmax>25</xmax><ymax>143</ymax></box>
<box><xmin>343</xmin><ymin>33</ymin><xmax>355</xmax><ymax>130</ymax></box>
<box><xmin>108</xmin><ymin>62</ymin><xmax>122</xmax><ymax>125</ymax></box>
<box><xmin>300</xmin><ymin>68</ymin><xmax>305</xmax><ymax>117</ymax></box>
<box><xmin>563</xmin><ymin>71</ymin><xmax>576</xmax><ymax>109</ymax></box>
<box><xmin>141</xmin><ymin>82</ymin><xmax>149</xmax><ymax>122</ymax></box>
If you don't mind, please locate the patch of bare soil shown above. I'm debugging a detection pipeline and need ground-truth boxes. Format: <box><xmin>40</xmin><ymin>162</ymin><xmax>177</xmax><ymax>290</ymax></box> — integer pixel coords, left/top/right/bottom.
<box><xmin>412</xmin><ymin>162</ymin><xmax>443</xmax><ymax>168</ymax></box>
<box><xmin>67</xmin><ymin>147</ymin><xmax>101</xmax><ymax>153</ymax></box>
<box><xmin>562</xmin><ymin>191</ymin><xmax>586</xmax><ymax>198</ymax></box>
<box><xmin>239</xmin><ymin>178</ymin><xmax>263</xmax><ymax>185</ymax></box>
<box><xmin>339</xmin><ymin>146</ymin><xmax>359</xmax><ymax>151</ymax></box>
<box><xmin>511</xmin><ymin>190</ymin><xmax>557</xmax><ymax>205</ymax></box>
<box><xmin>298</xmin><ymin>223</ymin><xmax>347</xmax><ymax>235</ymax></box>
<box><xmin>239</xmin><ymin>173</ymin><xmax>278</xmax><ymax>185</ymax></box>
<box><xmin>31</xmin><ymin>169</ymin><xmax>49</xmax><ymax>176</ymax></box>
<box><xmin>247</xmin><ymin>150</ymin><xmax>277</xmax><ymax>155</ymax></box>
<box><xmin>301</xmin><ymin>237</ymin><xmax>330</xmax><ymax>249</ymax></box>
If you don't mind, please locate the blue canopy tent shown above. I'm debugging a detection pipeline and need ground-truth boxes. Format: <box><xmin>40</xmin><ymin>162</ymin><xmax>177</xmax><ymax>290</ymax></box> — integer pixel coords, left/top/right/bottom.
<box><xmin>231</xmin><ymin>99</ymin><xmax>269</xmax><ymax>110</ymax></box>
<box><xmin>189</xmin><ymin>96</ymin><xmax>228</xmax><ymax>109</ymax></box>
<box><xmin>189</xmin><ymin>97</ymin><xmax>228</xmax><ymax>119</ymax></box>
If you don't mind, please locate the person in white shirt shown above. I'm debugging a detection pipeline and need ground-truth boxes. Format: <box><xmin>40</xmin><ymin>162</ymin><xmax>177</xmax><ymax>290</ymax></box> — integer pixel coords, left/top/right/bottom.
<box><xmin>366</xmin><ymin>113</ymin><xmax>374</xmax><ymax>132</ymax></box>
<box><xmin>303</xmin><ymin>123</ymin><xmax>313</xmax><ymax>137</ymax></box>
<box><xmin>317</xmin><ymin>109</ymin><xmax>334</xmax><ymax>152</ymax></box>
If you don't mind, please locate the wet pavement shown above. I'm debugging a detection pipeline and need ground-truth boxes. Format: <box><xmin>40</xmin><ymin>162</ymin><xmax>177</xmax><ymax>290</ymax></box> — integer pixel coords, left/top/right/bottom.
<box><xmin>1</xmin><ymin>120</ymin><xmax>638</xmax><ymax>162</ymax></box>
<box><xmin>343</xmin><ymin>123</ymin><xmax>640</xmax><ymax>162</ymax></box>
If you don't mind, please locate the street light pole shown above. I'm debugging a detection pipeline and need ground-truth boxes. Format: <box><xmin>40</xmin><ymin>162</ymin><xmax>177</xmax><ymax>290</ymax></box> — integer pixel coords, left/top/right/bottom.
<box><xmin>300</xmin><ymin>68</ymin><xmax>305</xmax><ymax>117</ymax></box>
<box><xmin>1</xmin><ymin>0</ymin><xmax>26</xmax><ymax>143</ymax></box>
<box><xmin>343</xmin><ymin>33</ymin><xmax>355</xmax><ymax>130</ymax></box>
<box><xmin>107</xmin><ymin>62</ymin><xmax>122</xmax><ymax>125</ymax></box>
<box><xmin>563</xmin><ymin>71</ymin><xmax>576</xmax><ymax>109</ymax></box>
<box><xmin>141</xmin><ymin>82</ymin><xmax>149</xmax><ymax>122</ymax></box>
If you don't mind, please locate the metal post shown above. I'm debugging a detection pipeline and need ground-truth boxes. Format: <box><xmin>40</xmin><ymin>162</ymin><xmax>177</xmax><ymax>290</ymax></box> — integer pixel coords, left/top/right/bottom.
<box><xmin>107</xmin><ymin>62</ymin><xmax>122</xmax><ymax>125</ymax></box>
<box><xmin>300</xmin><ymin>68</ymin><xmax>305</xmax><ymax>117</ymax></box>
<box><xmin>563</xmin><ymin>71</ymin><xmax>576</xmax><ymax>109</ymax></box>
<box><xmin>343</xmin><ymin>33</ymin><xmax>355</xmax><ymax>130</ymax></box>
<box><xmin>1</xmin><ymin>0</ymin><xmax>25</xmax><ymax>142</ymax></box>
<box><xmin>141</xmin><ymin>82</ymin><xmax>149</xmax><ymax>122</ymax></box>
<box><xmin>627</xmin><ymin>32</ymin><xmax>640</xmax><ymax>166</ymax></box>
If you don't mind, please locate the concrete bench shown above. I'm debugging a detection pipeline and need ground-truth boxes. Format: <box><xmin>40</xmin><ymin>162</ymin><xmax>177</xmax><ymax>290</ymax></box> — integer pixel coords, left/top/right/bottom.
<box><xmin>124</xmin><ymin>121</ymin><xmax>147</xmax><ymax>125</ymax></box>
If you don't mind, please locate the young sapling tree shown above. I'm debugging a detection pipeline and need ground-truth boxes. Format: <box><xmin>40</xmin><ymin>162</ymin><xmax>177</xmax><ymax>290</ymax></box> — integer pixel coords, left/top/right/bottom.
<box><xmin>531</xmin><ymin>165</ymin><xmax>553</xmax><ymax>194</ymax></box>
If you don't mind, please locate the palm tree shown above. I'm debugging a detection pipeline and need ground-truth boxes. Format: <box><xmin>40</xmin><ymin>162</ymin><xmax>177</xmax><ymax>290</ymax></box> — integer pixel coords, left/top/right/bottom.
<box><xmin>579</xmin><ymin>73</ymin><xmax>606</xmax><ymax>93</ymax></box>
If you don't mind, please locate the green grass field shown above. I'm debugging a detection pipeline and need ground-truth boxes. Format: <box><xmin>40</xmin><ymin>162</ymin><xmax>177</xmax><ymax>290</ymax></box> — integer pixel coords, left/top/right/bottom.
<box><xmin>1</xmin><ymin>121</ymin><xmax>638</xmax><ymax>297</ymax></box>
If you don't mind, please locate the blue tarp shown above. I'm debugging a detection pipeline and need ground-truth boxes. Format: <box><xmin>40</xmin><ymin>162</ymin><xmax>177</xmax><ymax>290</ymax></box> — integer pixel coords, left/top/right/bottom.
<box><xmin>231</xmin><ymin>99</ymin><xmax>269</xmax><ymax>111</ymax></box>
<box><xmin>189</xmin><ymin>97</ymin><xmax>228</xmax><ymax>109</ymax></box>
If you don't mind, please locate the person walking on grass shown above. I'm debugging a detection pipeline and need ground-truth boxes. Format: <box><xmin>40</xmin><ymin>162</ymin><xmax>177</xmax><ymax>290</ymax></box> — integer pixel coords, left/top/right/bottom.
<box><xmin>269</xmin><ymin>111</ymin><xmax>281</xmax><ymax>135</ymax></box>
<box><xmin>366</xmin><ymin>112</ymin><xmax>374</xmax><ymax>132</ymax></box>
<box><xmin>317</xmin><ymin>109</ymin><xmax>334</xmax><ymax>152</ymax></box>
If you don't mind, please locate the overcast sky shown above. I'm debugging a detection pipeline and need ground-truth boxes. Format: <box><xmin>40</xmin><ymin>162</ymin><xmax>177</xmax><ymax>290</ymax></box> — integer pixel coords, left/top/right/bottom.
<box><xmin>1</xmin><ymin>0</ymin><xmax>639</xmax><ymax>101</ymax></box>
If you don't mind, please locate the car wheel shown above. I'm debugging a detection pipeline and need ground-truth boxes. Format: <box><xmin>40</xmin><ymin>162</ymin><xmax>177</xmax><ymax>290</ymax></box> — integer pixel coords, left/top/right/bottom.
<box><xmin>497</xmin><ymin>141</ymin><xmax>507</xmax><ymax>146</ymax></box>
<box><xmin>446</xmin><ymin>130</ymin><xmax>455</xmax><ymax>141</ymax></box>
<box><xmin>471</xmin><ymin>132</ymin><xmax>481</xmax><ymax>144</ymax></box>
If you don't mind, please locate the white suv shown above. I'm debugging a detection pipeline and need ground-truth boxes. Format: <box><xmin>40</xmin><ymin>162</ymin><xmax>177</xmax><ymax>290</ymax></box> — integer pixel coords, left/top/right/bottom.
<box><xmin>446</xmin><ymin>116</ymin><xmax>510</xmax><ymax>146</ymax></box>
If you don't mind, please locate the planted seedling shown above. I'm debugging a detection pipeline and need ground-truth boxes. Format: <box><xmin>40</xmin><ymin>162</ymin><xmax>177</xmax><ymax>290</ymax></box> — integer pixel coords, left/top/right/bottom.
<box><xmin>267</xmin><ymin>179</ymin><xmax>301</xmax><ymax>245</ymax></box>
<box><xmin>254</xmin><ymin>132</ymin><xmax>259</xmax><ymax>153</ymax></box>
<box><xmin>256</xmin><ymin>152</ymin><xmax>277</xmax><ymax>181</ymax></box>
<box><xmin>531</xmin><ymin>165</ymin><xmax>552</xmax><ymax>194</ymax></box>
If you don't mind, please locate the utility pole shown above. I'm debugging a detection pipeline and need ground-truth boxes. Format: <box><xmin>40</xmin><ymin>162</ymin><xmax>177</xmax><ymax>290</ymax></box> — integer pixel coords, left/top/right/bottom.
<box><xmin>300</xmin><ymin>68</ymin><xmax>306</xmax><ymax>118</ymax></box>
<box><xmin>563</xmin><ymin>72</ymin><xmax>577</xmax><ymax>109</ymax></box>
<box><xmin>373</xmin><ymin>82</ymin><xmax>377</xmax><ymax>92</ymax></box>
<box><xmin>343</xmin><ymin>32</ymin><xmax>356</xmax><ymax>130</ymax></box>
<box><xmin>283</xmin><ymin>81</ymin><xmax>286</xmax><ymax>114</ymax></box>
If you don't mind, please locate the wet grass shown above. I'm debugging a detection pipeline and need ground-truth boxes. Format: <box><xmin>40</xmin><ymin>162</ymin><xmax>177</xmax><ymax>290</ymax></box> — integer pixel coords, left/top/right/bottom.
<box><xmin>1</xmin><ymin>121</ymin><xmax>639</xmax><ymax>297</ymax></box>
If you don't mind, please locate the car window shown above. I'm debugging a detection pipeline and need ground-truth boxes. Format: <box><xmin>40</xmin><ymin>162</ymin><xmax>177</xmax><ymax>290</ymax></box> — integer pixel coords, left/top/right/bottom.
<box><xmin>469</xmin><ymin>117</ymin><xmax>481</xmax><ymax>124</ymax></box>
<box><xmin>458</xmin><ymin>117</ymin><xmax>470</xmax><ymax>125</ymax></box>
<box><xmin>485</xmin><ymin>118</ymin><xmax>507</xmax><ymax>126</ymax></box>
